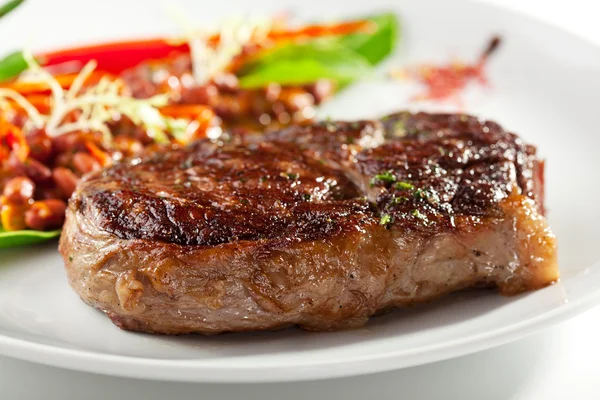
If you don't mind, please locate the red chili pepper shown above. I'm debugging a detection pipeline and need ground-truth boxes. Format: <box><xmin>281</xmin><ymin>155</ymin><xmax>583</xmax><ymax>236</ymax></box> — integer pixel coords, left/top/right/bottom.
<box><xmin>37</xmin><ymin>38</ymin><xmax>191</xmax><ymax>75</ymax></box>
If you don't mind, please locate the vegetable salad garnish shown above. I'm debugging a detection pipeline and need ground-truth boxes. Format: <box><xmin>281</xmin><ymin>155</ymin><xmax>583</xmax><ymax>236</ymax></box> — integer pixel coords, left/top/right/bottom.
<box><xmin>0</xmin><ymin>10</ymin><xmax>399</xmax><ymax>245</ymax></box>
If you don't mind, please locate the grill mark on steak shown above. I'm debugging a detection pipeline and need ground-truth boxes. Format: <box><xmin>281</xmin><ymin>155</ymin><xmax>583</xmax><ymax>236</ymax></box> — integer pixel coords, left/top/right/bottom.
<box><xmin>81</xmin><ymin>137</ymin><xmax>368</xmax><ymax>245</ymax></box>
<box><xmin>60</xmin><ymin>111</ymin><xmax>559</xmax><ymax>334</ymax></box>
<box><xmin>80</xmin><ymin>112</ymin><xmax>541</xmax><ymax>244</ymax></box>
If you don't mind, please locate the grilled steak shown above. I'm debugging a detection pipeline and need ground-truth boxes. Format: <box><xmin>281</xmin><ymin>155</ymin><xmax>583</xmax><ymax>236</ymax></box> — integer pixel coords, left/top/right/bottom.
<box><xmin>59</xmin><ymin>112</ymin><xmax>559</xmax><ymax>334</ymax></box>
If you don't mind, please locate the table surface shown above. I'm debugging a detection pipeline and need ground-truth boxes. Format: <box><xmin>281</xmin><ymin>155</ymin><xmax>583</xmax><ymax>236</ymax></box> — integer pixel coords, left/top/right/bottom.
<box><xmin>1</xmin><ymin>0</ymin><xmax>599</xmax><ymax>398</ymax></box>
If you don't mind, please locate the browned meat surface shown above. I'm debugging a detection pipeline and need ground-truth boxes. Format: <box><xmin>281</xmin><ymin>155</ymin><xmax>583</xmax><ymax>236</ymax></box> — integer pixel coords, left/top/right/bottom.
<box><xmin>59</xmin><ymin>112</ymin><xmax>558</xmax><ymax>334</ymax></box>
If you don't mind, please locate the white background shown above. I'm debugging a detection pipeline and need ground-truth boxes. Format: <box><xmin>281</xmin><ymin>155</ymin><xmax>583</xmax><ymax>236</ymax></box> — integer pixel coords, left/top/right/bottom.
<box><xmin>1</xmin><ymin>0</ymin><xmax>599</xmax><ymax>398</ymax></box>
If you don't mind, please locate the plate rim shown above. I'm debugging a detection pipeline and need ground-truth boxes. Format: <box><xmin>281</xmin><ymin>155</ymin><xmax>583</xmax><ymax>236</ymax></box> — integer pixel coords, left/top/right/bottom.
<box><xmin>2</xmin><ymin>0</ymin><xmax>600</xmax><ymax>382</ymax></box>
<box><xmin>0</xmin><ymin>277</ymin><xmax>598</xmax><ymax>382</ymax></box>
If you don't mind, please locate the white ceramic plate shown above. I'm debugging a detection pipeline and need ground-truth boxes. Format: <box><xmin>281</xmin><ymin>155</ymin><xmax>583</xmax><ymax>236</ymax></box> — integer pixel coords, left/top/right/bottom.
<box><xmin>1</xmin><ymin>0</ymin><xmax>599</xmax><ymax>383</ymax></box>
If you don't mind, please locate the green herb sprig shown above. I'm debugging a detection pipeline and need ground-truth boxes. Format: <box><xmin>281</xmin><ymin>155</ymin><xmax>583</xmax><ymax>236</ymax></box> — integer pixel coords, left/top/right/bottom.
<box><xmin>239</xmin><ymin>13</ymin><xmax>399</xmax><ymax>88</ymax></box>
<box><xmin>379</xmin><ymin>214</ymin><xmax>392</xmax><ymax>226</ymax></box>
<box><xmin>0</xmin><ymin>0</ymin><xmax>24</xmax><ymax>19</ymax></box>
<box><xmin>370</xmin><ymin>170</ymin><xmax>396</xmax><ymax>186</ymax></box>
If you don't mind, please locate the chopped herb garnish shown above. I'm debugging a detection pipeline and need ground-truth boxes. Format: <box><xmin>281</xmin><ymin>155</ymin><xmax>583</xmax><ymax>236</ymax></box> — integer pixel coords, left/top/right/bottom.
<box><xmin>350</xmin><ymin>121</ymin><xmax>361</xmax><ymax>129</ymax></box>
<box><xmin>411</xmin><ymin>209</ymin><xmax>428</xmax><ymax>222</ymax></box>
<box><xmin>260</xmin><ymin>176</ymin><xmax>269</xmax><ymax>182</ymax></box>
<box><xmin>394</xmin><ymin>181</ymin><xmax>414</xmax><ymax>190</ymax></box>
<box><xmin>393</xmin><ymin>120</ymin><xmax>406</xmax><ymax>136</ymax></box>
<box><xmin>303</xmin><ymin>193</ymin><xmax>312</xmax><ymax>201</ymax></box>
<box><xmin>69</xmin><ymin>255</ymin><xmax>73</xmax><ymax>262</ymax></box>
<box><xmin>284</xmin><ymin>172</ymin><xmax>299</xmax><ymax>180</ymax></box>
<box><xmin>391</xmin><ymin>196</ymin><xmax>408</xmax><ymax>205</ymax></box>
<box><xmin>412</xmin><ymin>187</ymin><xmax>440</xmax><ymax>204</ymax></box>
<box><xmin>427</xmin><ymin>191</ymin><xmax>441</xmax><ymax>204</ymax></box>
<box><xmin>379</xmin><ymin>214</ymin><xmax>392</xmax><ymax>225</ymax></box>
<box><xmin>346</xmin><ymin>136</ymin><xmax>355</xmax><ymax>144</ymax></box>
<box><xmin>324</xmin><ymin>121</ymin><xmax>337</xmax><ymax>132</ymax></box>
<box><xmin>371</xmin><ymin>170</ymin><xmax>396</xmax><ymax>186</ymax></box>
<box><xmin>240</xmin><ymin>199</ymin><xmax>250</xmax><ymax>205</ymax></box>
<box><xmin>413</xmin><ymin>188</ymin><xmax>426</xmax><ymax>199</ymax></box>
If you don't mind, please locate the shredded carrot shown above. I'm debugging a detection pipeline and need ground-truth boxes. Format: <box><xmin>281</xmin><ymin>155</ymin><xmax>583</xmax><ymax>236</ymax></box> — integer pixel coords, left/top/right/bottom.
<box><xmin>7</xmin><ymin>94</ymin><xmax>52</xmax><ymax>114</ymax></box>
<box><xmin>267</xmin><ymin>20</ymin><xmax>374</xmax><ymax>42</ymax></box>
<box><xmin>6</xmin><ymin>129</ymin><xmax>29</xmax><ymax>162</ymax></box>
<box><xmin>0</xmin><ymin>118</ymin><xmax>29</xmax><ymax>162</ymax></box>
<box><xmin>205</xmin><ymin>19</ymin><xmax>373</xmax><ymax>47</ymax></box>
<box><xmin>0</xmin><ymin>146</ymin><xmax>8</xmax><ymax>162</ymax></box>
<box><xmin>159</xmin><ymin>104</ymin><xmax>213</xmax><ymax>120</ymax></box>
<box><xmin>1</xmin><ymin>71</ymin><xmax>117</xmax><ymax>95</ymax></box>
<box><xmin>159</xmin><ymin>104</ymin><xmax>216</xmax><ymax>143</ymax></box>
<box><xmin>85</xmin><ymin>141</ymin><xmax>111</xmax><ymax>166</ymax></box>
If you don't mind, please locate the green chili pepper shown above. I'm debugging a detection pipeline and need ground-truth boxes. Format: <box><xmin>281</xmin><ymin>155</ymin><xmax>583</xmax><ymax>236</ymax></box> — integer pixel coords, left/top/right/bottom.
<box><xmin>0</xmin><ymin>228</ymin><xmax>61</xmax><ymax>249</ymax></box>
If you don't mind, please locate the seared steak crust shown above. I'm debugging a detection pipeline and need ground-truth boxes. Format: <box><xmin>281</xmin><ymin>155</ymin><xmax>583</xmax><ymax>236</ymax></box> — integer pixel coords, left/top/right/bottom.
<box><xmin>364</xmin><ymin>112</ymin><xmax>544</xmax><ymax>231</ymax></box>
<box><xmin>60</xmin><ymin>112</ymin><xmax>558</xmax><ymax>334</ymax></box>
<box><xmin>78</xmin><ymin>138</ymin><xmax>367</xmax><ymax>246</ymax></box>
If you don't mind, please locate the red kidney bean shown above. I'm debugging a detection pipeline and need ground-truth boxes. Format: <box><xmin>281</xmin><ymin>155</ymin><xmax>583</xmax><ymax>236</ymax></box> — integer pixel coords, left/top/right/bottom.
<box><xmin>305</xmin><ymin>79</ymin><xmax>335</xmax><ymax>104</ymax></box>
<box><xmin>52</xmin><ymin>167</ymin><xmax>78</xmax><ymax>199</ymax></box>
<box><xmin>7</xmin><ymin>154</ymin><xmax>52</xmax><ymax>184</ymax></box>
<box><xmin>114</xmin><ymin>136</ymin><xmax>144</xmax><ymax>155</ymax></box>
<box><xmin>179</xmin><ymin>83</ymin><xmax>219</xmax><ymax>105</ymax></box>
<box><xmin>2</xmin><ymin>176</ymin><xmax>35</xmax><ymax>205</ymax></box>
<box><xmin>26</xmin><ymin>129</ymin><xmax>53</xmax><ymax>163</ymax></box>
<box><xmin>73</xmin><ymin>152</ymin><xmax>100</xmax><ymax>175</ymax></box>
<box><xmin>24</xmin><ymin>199</ymin><xmax>67</xmax><ymax>231</ymax></box>
<box><xmin>36</xmin><ymin>187</ymin><xmax>65</xmax><ymax>201</ymax></box>
<box><xmin>51</xmin><ymin>132</ymin><xmax>83</xmax><ymax>154</ymax></box>
<box><xmin>55</xmin><ymin>152</ymin><xmax>75</xmax><ymax>171</ymax></box>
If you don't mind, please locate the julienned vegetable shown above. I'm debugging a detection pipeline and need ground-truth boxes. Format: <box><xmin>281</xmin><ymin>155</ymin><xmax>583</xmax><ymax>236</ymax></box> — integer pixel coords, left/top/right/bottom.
<box><xmin>0</xmin><ymin>228</ymin><xmax>60</xmax><ymax>248</ymax></box>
